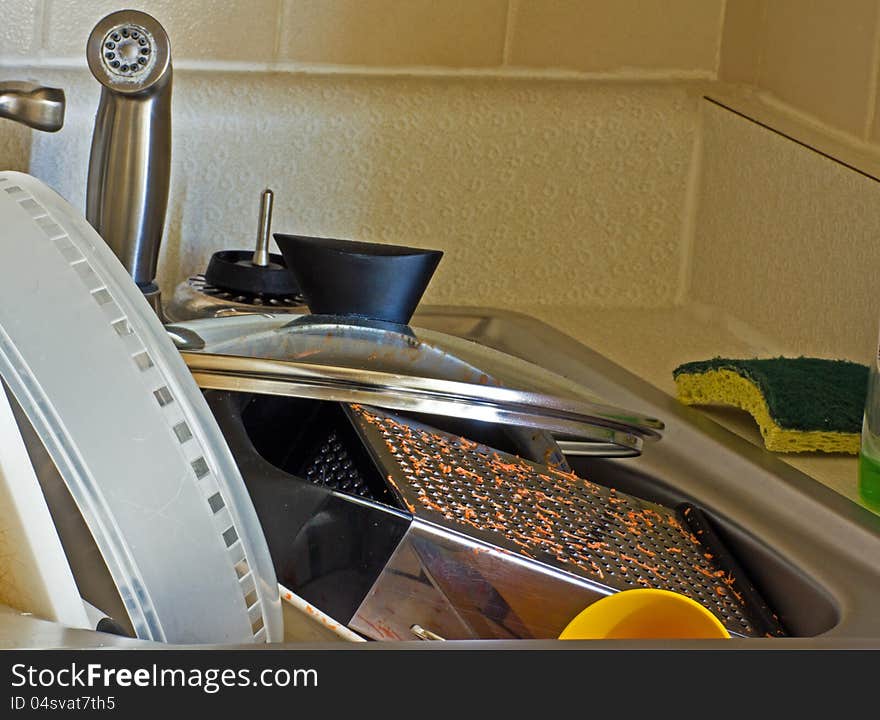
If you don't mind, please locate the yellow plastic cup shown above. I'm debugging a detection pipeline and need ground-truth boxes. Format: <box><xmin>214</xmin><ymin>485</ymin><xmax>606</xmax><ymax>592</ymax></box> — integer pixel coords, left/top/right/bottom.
<box><xmin>558</xmin><ymin>589</ymin><xmax>731</xmax><ymax>640</ymax></box>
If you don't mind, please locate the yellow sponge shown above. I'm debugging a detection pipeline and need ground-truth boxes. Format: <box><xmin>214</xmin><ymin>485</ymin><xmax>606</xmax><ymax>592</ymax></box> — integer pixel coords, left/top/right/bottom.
<box><xmin>673</xmin><ymin>358</ymin><xmax>869</xmax><ymax>454</ymax></box>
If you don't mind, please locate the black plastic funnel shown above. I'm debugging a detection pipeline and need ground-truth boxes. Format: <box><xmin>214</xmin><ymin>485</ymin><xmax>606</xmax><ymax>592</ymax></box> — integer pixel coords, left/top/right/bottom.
<box><xmin>274</xmin><ymin>234</ymin><xmax>443</xmax><ymax>325</ymax></box>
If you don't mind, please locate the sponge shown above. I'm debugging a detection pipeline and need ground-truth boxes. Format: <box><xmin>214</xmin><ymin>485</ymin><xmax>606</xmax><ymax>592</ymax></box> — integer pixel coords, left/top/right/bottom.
<box><xmin>673</xmin><ymin>357</ymin><xmax>869</xmax><ymax>454</ymax></box>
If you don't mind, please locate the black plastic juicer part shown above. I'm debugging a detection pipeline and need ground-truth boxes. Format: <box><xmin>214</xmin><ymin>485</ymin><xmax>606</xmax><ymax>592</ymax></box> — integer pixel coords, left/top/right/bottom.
<box><xmin>273</xmin><ymin>233</ymin><xmax>443</xmax><ymax>325</ymax></box>
<box><xmin>202</xmin><ymin>188</ymin><xmax>301</xmax><ymax>300</ymax></box>
<box><xmin>204</xmin><ymin>249</ymin><xmax>300</xmax><ymax>298</ymax></box>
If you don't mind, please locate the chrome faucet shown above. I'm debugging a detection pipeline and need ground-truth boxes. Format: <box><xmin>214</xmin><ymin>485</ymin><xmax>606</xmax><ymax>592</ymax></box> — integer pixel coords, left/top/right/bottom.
<box><xmin>0</xmin><ymin>81</ymin><xmax>65</xmax><ymax>132</ymax></box>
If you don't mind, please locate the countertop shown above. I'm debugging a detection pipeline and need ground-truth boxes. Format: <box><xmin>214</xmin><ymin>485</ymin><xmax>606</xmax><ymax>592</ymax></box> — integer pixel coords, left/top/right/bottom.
<box><xmin>510</xmin><ymin>301</ymin><xmax>871</xmax><ymax>513</ymax></box>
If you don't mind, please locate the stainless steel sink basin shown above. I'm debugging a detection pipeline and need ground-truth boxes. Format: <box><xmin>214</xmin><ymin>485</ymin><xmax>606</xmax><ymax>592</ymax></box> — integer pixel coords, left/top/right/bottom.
<box><xmin>4</xmin><ymin>305</ymin><xmax>880</xmax><ymax>648</ymax></box>
<box><xmin>415</xmin><ymin>306</ymin><xmax>880</xmax><ymax>645</ymax></box>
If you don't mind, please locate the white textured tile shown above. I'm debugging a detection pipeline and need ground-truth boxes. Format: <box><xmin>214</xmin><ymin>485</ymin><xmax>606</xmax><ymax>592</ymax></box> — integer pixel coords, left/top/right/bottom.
<box><xmin>719</xmin><ymin>0</ymin><xmax>764</xmax><ymax>84</ymax></box>
<box><xmin>43</xmin><ymin>0</ymin><xmax>280</xmax><ymax>62</ymax></box>
<box><xmin>690</xmin><ymin>101</ymin><xmax>880</xmax><ymax>362</ymax></box>
<box><xmin>25</xmin><ymin>68</ymin><xmax>698</xmax><ymax>310</ymax></box>
<box><xmin>759</xmin><ymin>0</ymin><xmax>879</xmax><ymax>136</ymax></box>
<box><xmin>0</xmin><ymin>123</ymin><xmax>32</xmax><ymax>172</ymax></box>
<box><xmin>0</xmin><ymin>0</ymin><xmax>40</xmax><ymax>57</ymax></box>
<box><xmin>280</xmin><ymin>0</ymin><xmax>507</xmax><ymax>67</ymax></box>
<box><xmin>509</xmin><ymin>0</ymin><xmax>724</xmax><ymax>73</ymax></box>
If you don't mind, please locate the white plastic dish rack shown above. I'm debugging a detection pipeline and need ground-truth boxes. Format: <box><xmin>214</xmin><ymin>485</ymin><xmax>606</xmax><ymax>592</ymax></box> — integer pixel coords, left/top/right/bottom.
<box><xmin>0</xmin><ymin>171</ymin><xmax>282</xmax><ymax>645</ymax></box>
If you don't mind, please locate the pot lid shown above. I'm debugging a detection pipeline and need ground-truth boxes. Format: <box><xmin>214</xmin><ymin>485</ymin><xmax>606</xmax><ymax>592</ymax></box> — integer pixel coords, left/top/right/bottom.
<box><xmin>168</xmin><ymin>313</ymin><xmax>664</xmax><ymax>456</ymax></box>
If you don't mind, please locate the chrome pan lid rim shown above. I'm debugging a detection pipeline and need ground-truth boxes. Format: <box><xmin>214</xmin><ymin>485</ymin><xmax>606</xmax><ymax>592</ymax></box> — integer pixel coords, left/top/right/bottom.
<box><xmin>181</xmin><ymin>351</ymin><xmax>664</xmax><ymax>455</ymax></box>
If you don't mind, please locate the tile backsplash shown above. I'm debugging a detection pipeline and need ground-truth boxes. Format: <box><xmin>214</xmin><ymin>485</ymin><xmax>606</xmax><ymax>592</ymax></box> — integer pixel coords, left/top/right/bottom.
<box><xmin>690</xmin><ymin>101</ymin><xmax>880</xmax><ymax>362</ymax></box>
<box><xmin>20</xmin><ymin>68</ymin><xmax>701</xmax><ymax>307</ymax></box>
<box><xmin>42</xmin><ymin>0</ymin><xmax>283</xmax><ymax>63</ymax></box>
<box><xmin>508</xmin><ymin>0</ymin><xmax>724</xmax><ymax>74</ymax></box>
<box><xmin>757</xmin><ymin>0</ymin><xmax>879</xmax><ymax>137</ymax></box>
<box><xmin>3</xmin><ymin>1</ymin><xmax>880</xmax><ymax>366</ymax></box>
<box><xmin>280</xmin><ymin>0</ymin><xmax>509</xmax><ymax>68</ymax></box>
<box><xmin>0</xmin><ymin>1</ymin><xmax>719</xmax><ymax>311</ymax></box>
<box><xmin>1</xmin><ymin>0</ymin><xmax>724</xmax><ymax>74</ymax></box>
<box><xmin>721</xmin><ymin>0</ymin><xmax>880</xmax><ymax>146</ymax></box>
<box><xmin>0</xmin><ymin>0</ymin><xmax>41</xmax><ymax>57</ymax></box>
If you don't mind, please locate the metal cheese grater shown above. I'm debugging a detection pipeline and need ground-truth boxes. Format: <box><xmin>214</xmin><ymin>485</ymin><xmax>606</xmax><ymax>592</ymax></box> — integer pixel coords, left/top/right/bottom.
<box><xmin>341</xmin><ymin>404</ymin><xmax>785</xmax><ymax>638</ymax></box>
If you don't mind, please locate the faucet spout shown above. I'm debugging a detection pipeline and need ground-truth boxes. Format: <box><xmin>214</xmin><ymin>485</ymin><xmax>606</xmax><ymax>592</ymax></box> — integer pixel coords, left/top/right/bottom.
<box><xmin>0</xmin><ymin>81</ymin><xmax>65</xmax><ymax>132</ymax></box>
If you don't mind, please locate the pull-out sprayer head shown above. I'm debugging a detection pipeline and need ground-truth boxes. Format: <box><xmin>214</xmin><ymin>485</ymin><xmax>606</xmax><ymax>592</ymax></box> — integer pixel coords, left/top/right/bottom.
<box><xmin>85</xmin><ymin>10</ymin><xmax>172</xmax><ymax>318</ymax></box>
<box><xmin>86</xmin><ymin>10</ymin><xmax>171</xmax><ymax>94</ymax></box>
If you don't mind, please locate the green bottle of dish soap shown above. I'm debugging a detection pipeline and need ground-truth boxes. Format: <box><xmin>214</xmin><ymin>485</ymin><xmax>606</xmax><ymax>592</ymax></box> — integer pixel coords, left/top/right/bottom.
<box><xmin>859</xmin><ymin>340</ymin><xmax>880</xmax><ymax>509</ymax></box>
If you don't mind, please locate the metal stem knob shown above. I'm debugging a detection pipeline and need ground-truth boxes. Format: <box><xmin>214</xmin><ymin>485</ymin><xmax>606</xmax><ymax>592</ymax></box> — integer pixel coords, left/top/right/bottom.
<box><xmin>252</xmin><ymin>188</ymin><xmax>274</xmax><ymax>267</ymax></box>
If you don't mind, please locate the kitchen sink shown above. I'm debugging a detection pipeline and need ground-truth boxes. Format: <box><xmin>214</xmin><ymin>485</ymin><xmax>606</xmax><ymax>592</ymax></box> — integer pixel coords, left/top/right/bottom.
<box><xmin>3</xmin><ymin>305</ymin><xmax>880</xmax><ymax>649</ymax></box>
<box><xmin>415</xmin><ymin>306</ymin><xmax>880</xmax><ymax>644</ymax></box>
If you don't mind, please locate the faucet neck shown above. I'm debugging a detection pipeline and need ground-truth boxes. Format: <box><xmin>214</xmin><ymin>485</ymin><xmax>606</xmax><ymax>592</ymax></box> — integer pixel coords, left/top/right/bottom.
<box><xmin>0</xmin><ymin>81</ymin><xmax>65</xmax><ymax>132</ymax></box>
